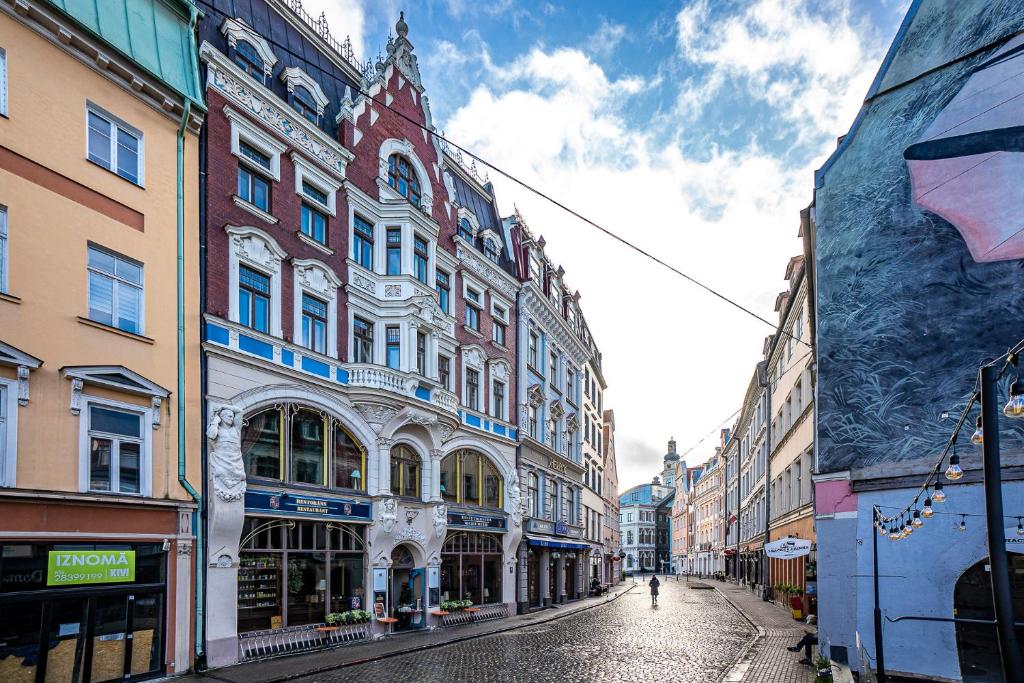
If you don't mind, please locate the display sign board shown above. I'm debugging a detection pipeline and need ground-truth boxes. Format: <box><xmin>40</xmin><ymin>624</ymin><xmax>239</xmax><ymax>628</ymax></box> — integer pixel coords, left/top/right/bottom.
<box><xmin>47</xmin><ymin>550</ymin><xmax>135</xmax><ymax>586</ymax></box>
<box><xmin>1006</xmin><ymin>527</ymin><xmax>1024</xmax><ymax>553</ymax></box>
<box><xmin>447</xmin><ymin>510</ymin><xmax>507</xmax><ymax>532</ymax></box>
<box><xmin>245</xmin><ymin>490</ymin><xmax>371</xmax><ymax>521</ymax></box>
<box><xmin>764</xmin><ymin>538</ymin><xmax>813</xmax><ymax>560</ymax></box>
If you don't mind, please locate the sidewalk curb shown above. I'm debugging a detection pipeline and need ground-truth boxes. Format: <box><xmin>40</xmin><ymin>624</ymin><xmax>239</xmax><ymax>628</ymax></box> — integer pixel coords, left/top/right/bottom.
<box><xmin>715</xmin><ymin>585</ymin><xmax>765</xmax><ymax>683</ymax></box>
<box><xmin>198</xmin><ymin>585</ymin><xmax>636</xmax><ymax>683</ymax></box>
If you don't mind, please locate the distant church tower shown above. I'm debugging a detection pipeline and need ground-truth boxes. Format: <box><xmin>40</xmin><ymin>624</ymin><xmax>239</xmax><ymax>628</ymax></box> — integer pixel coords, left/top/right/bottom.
<box><xmin>661</xmin><ymin>437</ymin><xmax>681</xmax><ymax>488</ymax></box>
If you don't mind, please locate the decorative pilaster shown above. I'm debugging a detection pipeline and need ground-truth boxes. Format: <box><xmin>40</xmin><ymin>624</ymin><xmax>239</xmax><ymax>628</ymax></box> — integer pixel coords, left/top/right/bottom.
<box><xmin>16</xmin><ymin>366</ymin><xmax>30</xmax><ymax>406</ymax></box>
<box><xmin>377</xmin><ymin>437</ymin><xmax>393</xmax><ymax>495</ymax></box>
<box><xmin>429</xmin><ymin>449</ymin><xmax>444</xmax><ymax>502</ymax></box>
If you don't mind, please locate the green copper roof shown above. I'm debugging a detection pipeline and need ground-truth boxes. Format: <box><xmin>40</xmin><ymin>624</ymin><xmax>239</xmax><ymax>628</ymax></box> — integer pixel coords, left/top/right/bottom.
<box><xmin>47</xmin><ymin>0</ymin><xmax>204</xmax><ymax>105</ymax></box>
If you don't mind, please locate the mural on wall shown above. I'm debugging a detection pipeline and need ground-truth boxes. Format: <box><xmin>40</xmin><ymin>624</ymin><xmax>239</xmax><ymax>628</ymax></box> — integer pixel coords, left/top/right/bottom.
<box><xmin>904</xmin><ymin>35</ymin><xmax>1024</xmax><ymax>263</ymax></box>
<box><xmin>815</xmin><ymin>4</ymin><xmax>1024</xmax><ymax>473</ymax></box>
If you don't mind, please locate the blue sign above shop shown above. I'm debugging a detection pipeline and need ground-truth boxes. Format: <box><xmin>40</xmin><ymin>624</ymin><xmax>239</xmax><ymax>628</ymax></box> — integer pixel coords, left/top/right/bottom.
<box><xmin>447</xmin><ymin>510</ymin><xmax>507</xmax><ymax>532</ymax></box>
<box><xmin>245</xmin><ymin>490</ymin><xmax>372</xmax><ymax>522</ymax></box>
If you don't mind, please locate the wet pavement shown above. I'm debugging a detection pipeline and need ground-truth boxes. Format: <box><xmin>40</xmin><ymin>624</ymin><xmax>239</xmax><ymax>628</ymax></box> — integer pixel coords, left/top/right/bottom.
<box><xmin>297</xmin><ymin>578</ymin><xmax>753</xmax><ymax>683</ymax></box>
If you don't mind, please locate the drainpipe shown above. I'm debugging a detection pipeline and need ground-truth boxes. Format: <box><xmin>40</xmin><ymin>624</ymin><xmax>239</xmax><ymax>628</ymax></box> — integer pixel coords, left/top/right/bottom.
<box><xmin>177</xmin><ymin>1</ymin><xmax>205</xmax><ymax>663</ymax></box>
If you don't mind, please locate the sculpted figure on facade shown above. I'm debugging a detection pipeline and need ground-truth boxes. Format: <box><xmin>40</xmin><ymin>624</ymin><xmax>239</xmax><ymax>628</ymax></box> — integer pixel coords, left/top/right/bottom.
<box><xmin>206</xmin><ymin>405</ymin><xmax>246</xmax><ymax>569</ymax></box>
<box><xmin>433</xmin><ymin>504</ymin><xmax>447</xmax><ymax>538</ymax></box>
<box><xmin>507</xmin><ymin>481</ymin><xmax>523</xmax><ymax>527</ymax></box>
<box><xmin>379</xmin><ymin>497</ymin><xmax>398</xmax><ymax>534</ymax></box>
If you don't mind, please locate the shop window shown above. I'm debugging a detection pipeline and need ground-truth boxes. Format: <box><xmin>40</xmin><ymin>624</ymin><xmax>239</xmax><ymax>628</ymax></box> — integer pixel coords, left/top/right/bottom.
<box><xmin>438</xmin><ymin>450</ymin><xmax>503</xmax><ymax>510</ymax></box>
<box><xmin>238</xmin><ymin>520</ymin><xmax>365</xmax><ymax>632</ymax></box>
<box><xmin>389</xmin><ymin>444</ymin><xmax>421</xmax><ymax>498</ymax></box>
<box><xmin>440</xmin><ymin>532</ymin><xmax>502</xmax><ymax>605</ymax></box>
<box><xmin>240</xmin><ymin>405</ymin><xmax>366</xmax><ymax>490</ymax></box>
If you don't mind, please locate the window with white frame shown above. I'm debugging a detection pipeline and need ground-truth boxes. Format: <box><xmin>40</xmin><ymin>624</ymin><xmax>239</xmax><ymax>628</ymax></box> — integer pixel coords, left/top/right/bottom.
<box><xmin>465</xmin><ymin>368</ymin><xmax>480</xmax><ymax>411</ymax></box>
<box><xmin>227</xmin><ymin>226</ymin><xmax>285</xmax><ymax>336</ymax></box>
<box><xmin>435</xmin><ymin>269</ymin><xmax>450</xmax><ymax>314</ymax></box>
<box><xmin>352</xmin><ymin>316</ymin><xmax>373</xmax><ymax>363</ymax></box>
<box><xmin>292</xmin><ymin>260</ymin><xmax>339</xmax><ymax>357</ymax></box>
<box><xmin>300</xmin><ymin>183</ymin><xmax>328</xmax><ymax>244</ymax></box>
<box><xmin>528</xmin><ymin>330</ymin><xmax>538</xmax><ymax>368</ymax></box>
<box><xmin>465</xmin><ymin>285</ymin><xmax>482</xmax><ymax>332</ymax></box>
<box><xmin>527</xmin><ymin>472</ymin><xmax>538</xmax><ymax>517</ymax></box>
<box><xmin>386</xmin><ymin>325</ymin><xmax>401</xmax><ymax>369</ymax></box>
<box><xmin>229</xmin><ymin>111</ymin><xmax>285</xmax><ymax>215</ymax></box>
<box><xmin>438</xmin><ymin>354</ymin><xmax>451</xmax><ymax>390</ymax></box>
<box><xmin>413</xmin><ymin>234</ymin><xmax>429</xmax><ymax>284</ymax></box>
<box><xmin>353</xmin><ymin>215</ymin><xmax>374</xmax><ymax>270</ymax></box>
<box><xmin>528</xmin><ymin>404</ymin><xmax>537</xmax><ymax>438</ymax></box>
<box><xmin>492</xmin><ymin>379</ymin><xmax>505</xmax><ymax>420</ymax></box>
<box><xmin>87</xmin><ymin>105</ymin><xmax>142</xmax><ymax>185</ymax></box>
<box><xmin>0</xmin><ymin>205</ymin><xmax>7</xmax><ymax>294</ymax></box>
<box><xmin>238</xmin><ymin>265</ymin><xmax>270</xmax><ymax>333</ymax></box>
<box><xmin>87</xmin><ymin>245</ymin><xmax>143</xmax><ymax>334</ymax></box>
<box><xmin>490</xmin><ymin>298</ymin><xmax>509</xmax><ymax>347</ymax></box>
<box><xmin>85</xmin><ymin>401</ymin><xmax>145</xmax><ymax>495</ymax></box>
<box><xmin>238</xmin><ymin>142</ymin><xmax>272</xmax><ymax>212</ymax></box>
<box><xmin>300</xmin><ymin>293</ymin><xmax>327</xmax><ymax>354</ymax></box>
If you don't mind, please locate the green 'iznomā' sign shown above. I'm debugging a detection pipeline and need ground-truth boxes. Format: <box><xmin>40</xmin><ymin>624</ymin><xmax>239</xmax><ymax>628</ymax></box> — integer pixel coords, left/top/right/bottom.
<box><xmin>47</xmin><ymin>550</ymin><xmax>136</xmax><ymax>586</ymax></box>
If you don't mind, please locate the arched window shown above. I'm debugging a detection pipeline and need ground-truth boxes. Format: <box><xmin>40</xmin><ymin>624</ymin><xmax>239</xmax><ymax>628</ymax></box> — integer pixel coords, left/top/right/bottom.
<box><xmin>527</xmin><ymin>472</ymin><xmax>538</xmax><ymax>517</ymax></box>
<box><xmin>438</xmin><ymin>450</ymin><xmax>503</xmax><ymax>510</ymax></box>
<box><xmin>387</xmin><ymin>154</ymin><xmax>422</xmax><ymax>205</ymax></box>
<box><xmin>457</xmin><ymin>217</ymin><xmax>474</xmax><ymax>241</ymax></box>
<box><xmin>291</xmin><ymin>85</ymin><xmax>319</xmax><ymax>123</ymax></box>
<box><xmin>239</xmin><ymin>404</ymin><xmax>366</xmax><ymax>490</ymax></box>
<box><xmin>390</xmin><ymin>444</ymin><xmax>420</xmax><ymax>498</ymax></box>
<box><xmin>234</xmin><ymin>40</ymin><xmax>264</xmax><ymax>81</ymax></box>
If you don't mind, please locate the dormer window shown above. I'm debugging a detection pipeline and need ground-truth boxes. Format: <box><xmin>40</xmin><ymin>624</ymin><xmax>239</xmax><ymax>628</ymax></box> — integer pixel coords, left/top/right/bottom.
<box><xmin>485</xmin><ymin>240</ymin><xmax>500</xmax><ymax>264</ymax></box>
<box><xmin>388</xmin><ymin>154</ymin><xmax>422</xmax><ymax>205</ymax></box>
<box><xmin>458</xmin><ymin>218</ymin><xmax>474</xmax><ymax>242</ymax></box>
<box><xmin>291</xmin><ymin>85</ymin><xmax>319</xmax><ymax>124</ymax></box>
<box><xmin>234</xmin><ymin>40</ymin><xmax>264</xmax><ymax>81</ymax></box>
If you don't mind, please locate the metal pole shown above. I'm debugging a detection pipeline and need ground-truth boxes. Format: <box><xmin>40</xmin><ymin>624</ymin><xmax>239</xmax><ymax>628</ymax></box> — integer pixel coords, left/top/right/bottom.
<box><xmin>872</xmin><ymin>507</ymin><xmax>886</xmax><ymax>683</ymax></box>
<box><xmin>979</xmin><ymin>364</ymin><xmax>1023</xmax><ymax>682</ymax></box>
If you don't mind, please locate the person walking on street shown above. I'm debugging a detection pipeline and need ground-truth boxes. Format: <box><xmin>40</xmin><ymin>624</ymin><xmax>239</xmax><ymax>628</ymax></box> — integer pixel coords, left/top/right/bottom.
<box><xmin>649</xmin><ymin>575</ymin><xmax>660</xmax><ymax>607</ymax></box>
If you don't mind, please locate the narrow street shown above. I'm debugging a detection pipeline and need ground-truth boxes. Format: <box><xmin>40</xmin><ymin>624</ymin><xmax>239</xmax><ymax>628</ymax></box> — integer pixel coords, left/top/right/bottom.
<box><xmin>289</xmin><ymin>580</ymin><xmax>752</xmax><ymax>682</ymax></box>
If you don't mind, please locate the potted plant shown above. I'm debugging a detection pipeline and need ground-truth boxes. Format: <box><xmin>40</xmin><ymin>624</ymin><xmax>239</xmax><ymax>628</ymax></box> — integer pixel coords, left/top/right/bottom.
<box><xmin>814</xmin><ymin>654</ymin><xmax>833</xmax><ymax>682</ymax></box>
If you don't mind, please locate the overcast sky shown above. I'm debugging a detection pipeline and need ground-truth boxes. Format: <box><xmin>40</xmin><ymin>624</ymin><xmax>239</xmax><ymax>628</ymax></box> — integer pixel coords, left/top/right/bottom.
<box><xmin>302</xmin><ymin>0</ymin><xmax>910</xmax><ymax>491</ymax></box>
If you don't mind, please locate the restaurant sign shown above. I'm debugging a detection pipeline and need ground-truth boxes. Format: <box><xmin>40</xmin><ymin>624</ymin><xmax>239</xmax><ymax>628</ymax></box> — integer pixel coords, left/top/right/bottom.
<box><xmin>245</xmin><ymin>491</ymin><xmax>372</xmax><ymax>521</ymax></box>
<box><xmin>447</xmin><ymin>511</ymin><xmax>507</xmax><ymax>532</ymax></box>
<box><xmin>47</xmin><ymin>550</ymin><xmax>135</xmax><ymax>586</ymax></box>
<box><xmin>764</xmin><ymin>538</ymin><xmax>813</xmax><ymax>560</ymax></box>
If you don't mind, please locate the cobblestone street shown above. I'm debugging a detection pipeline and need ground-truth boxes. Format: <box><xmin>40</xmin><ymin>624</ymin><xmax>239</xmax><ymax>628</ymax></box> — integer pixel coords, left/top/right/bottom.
<box><xmin>294</xmin><ymin>579</ymin><xmax>752</xmax><ymax>683</ymax></box>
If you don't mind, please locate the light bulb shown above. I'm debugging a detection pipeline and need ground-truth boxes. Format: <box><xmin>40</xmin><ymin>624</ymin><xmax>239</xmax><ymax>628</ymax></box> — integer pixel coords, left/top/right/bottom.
<box><xmin>958</xmin><ymin>518</ymin><xmax>967</xmax><ymax>532</ymax></box>
<box><xmin>1005</xmin><ymin>381</ymin><xmax>1024</xmax><ymax>418</ymax></box>
<box><xmin>971</xmin><ymin>416</ymin><xmax>984</xmax><ymax>445</ymax></box>
<box><xmin>903</xmin><ymin>522</ymin><xmax>912</xmax><ymax>537</ymax></box>
<box><xmin>932</xmin><ymin>482</ymin><xmax>946</xmax><ymax>503</ymax></box>
<box><xmin>922</xmin><ymin>498</ymin><xmax>934</xmax><ymax>518</ymax></box>
<box><xmin>878</xmin><ymin>523</ymin><xmax>887</xmax><ymax>536</ymax></box>
<box><xmin>1018</xmin><ymin>520</ymin><xmax>1024</xmax><ymax>537</ymax></box>
<box><xmin>912</xmin><ymin>510</ymin><xmax>923</xmax><ymax>528</ymax></box>
<box><xmin>888</xmin><ymin>525</ymin><xmax>899</xmax><ymax>541</ymax></box>
<box><xmin>945</xmin><ymin>453</ymin><xmax>964</xmax><ymax>481</ymax></box>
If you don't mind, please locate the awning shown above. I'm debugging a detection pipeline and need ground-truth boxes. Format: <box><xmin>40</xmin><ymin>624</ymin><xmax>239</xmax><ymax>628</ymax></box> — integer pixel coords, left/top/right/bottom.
<box><xmin>525</xmin><ymin>535</ymin><xmax>590</xmax><ymax>550</ymax></box>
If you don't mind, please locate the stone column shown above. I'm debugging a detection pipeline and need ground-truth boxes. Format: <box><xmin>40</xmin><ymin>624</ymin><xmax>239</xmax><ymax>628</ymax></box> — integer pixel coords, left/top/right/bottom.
<box><xmin>377</xmin><ymin>437</ymin><xmax>393</xmax><ymax>496</ymax></box>
<box><xmin>173</xmin><ymin>509</ymin><xmax>193</xmax><ymax>673</ymax></box>
<box><xmin>539</xmin><ymin>549</ymin><xmax>551</xmax><ymax>607</ymax></box>
<box><xmin>428</xmin><ymin>449</ymin><xmax>443</xmax><ymax>502</ymax></box>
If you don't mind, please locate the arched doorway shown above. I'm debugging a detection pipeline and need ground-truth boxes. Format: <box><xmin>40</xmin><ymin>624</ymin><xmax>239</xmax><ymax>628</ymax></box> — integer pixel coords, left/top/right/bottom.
<box><xmin>954</xmin><ymin>554</ymin><xmax>1024</xmax><ymax>682</ymax></box>
<box><xmin>389</xmin><ymin>544</ymin><xmax>425</xmax><ymax>631</ymax></box>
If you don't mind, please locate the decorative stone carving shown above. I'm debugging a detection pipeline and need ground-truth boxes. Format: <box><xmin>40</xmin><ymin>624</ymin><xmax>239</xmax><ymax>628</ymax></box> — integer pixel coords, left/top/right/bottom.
<box><xmin>490</xmin><ymin>360</ymin><xmax>511</xmax><ymax>382</ymax></box>
<box><xmin>206</xmin><ymin>57</ymin><xmax>350</xmax><ymax>177</ymax></box>
<box><xmin>206</xmin><ymin>405</ymin><xmax>246</xmax><ymax>569</ymax></box>
<box><xmin>177</xmin><ymin>542</ymin><xmax>193</xmax><ymax>556</ymax></box>
<box><xmin>384</xmin><ymin>284</ymin><xmax>402</xmax><ymax>298</ymax></box>
<box><xmin>386</xmin><ymin>13</ymin><xmax>422</xmax><ymax>90</ymax></box>
<box><xmin>151</xmin><ymin>397</ymin><xmax>162</xmax><ymax>429</ymax></box>
<box><xmin>379</xmin><ymin>497</ymin><xmax>398</xmax><ymax>534</ymax></box>
<box><xmin>565</xmin><ymin>412</ymin><xmax>579</xmax><ymax>433</ymax></box>
<box><xmin>507</xmin><ymin>483</ymin><xmax>522</xmax><ymax>528</ymax></box>
<box><xmin>279</xmin><ymin>66</ymin><xmax>329</xmax><ymax>116</ymax></box>
<box><xmin>207</xmin><ymin>406</ymin><xmax>246</xmax><ymax>502</ymax></box>
<box><xmin>377</xmin><ymin>436</ymin><xmax>394</xmax><ymax>451</ymax></box>
<box><xmin>432</xmin><ymin>504</ymin><xmax>447</xmax><ymax>538</ymax></box>
<box><xmin>394</xmin><ymin>526</ymin><xmax>426</xmax><ymax>544</ymax></box>
<box><xmin>405</xmin><ymin>509</ymin><xmax>419</xmax><ymax>524</ymax></box>
<box><xmin>549</xmin><ymin>400</ymin><xmax>565</xmax><ymax>421</ymax></box>
<box><xmin>69</xmin><ymin>378</ymin><xmax>84</xmax><ymax>415</ymax></box>
<box><xmin>519</xmin><ymin>404</ymin><xmax>530</xmax><ymax>430</ymax></box>
<box><xmin>437</xmin><ymin>421</ymin><xmax>457</xmax><ymax>444</ymax></box>
<box><xmin>464</xmin><ymin>346</ymin><xmax>484</xmax><ymax>369</ymax></box>
<box><xmin>527</xmin><ymin>384</ymin><xmax>544</xmax><ymax>408</ymax></box>
<box><xmin>356</xmin><ymin>403</ymin><xmax>398</xmax><ymax>430</ymax></box>
<box><xmin>16</xmin><ymin>366</ymin><xmax>30</xmax><ymax>406</ymax></box>
<box><xmin>294</xmin><ymin>260</ymin><xmax>340</xmax><ymax>299</ymax></box>
<box><xmin>230</xmin><ymin>232</ymin><xmax>283</xmax><ymax>271</ymax></box>
<box><xmin>456</xmin><ymin>244</ymin><xmax>518</xmax><ymax>299</ymax></box>
<box><xmin>352</xmin><ymin>272</ymin><xmax>376</xmax><ymax>293</ymax></box>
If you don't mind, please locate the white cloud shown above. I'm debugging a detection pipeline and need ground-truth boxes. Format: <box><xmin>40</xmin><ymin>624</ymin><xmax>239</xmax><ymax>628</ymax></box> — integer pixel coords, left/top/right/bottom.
<box><xmin>300</xmin><ymin>0</ymin><xmax>367</xmax><ymax>59</ymax></box>
<box><xmin>586</xmin><ymin>19</ymin><xmax>628</xmax><ymax>59</ymax></box>
<box><xmin>675</xmin><ymin>0</ymin><xmax>891</xmax><ymax>142</ymax></box>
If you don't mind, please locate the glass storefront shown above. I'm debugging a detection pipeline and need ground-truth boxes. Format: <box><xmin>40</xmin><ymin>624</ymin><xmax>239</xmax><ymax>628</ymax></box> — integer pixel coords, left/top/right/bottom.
<box><xmin>238</xmin><ymin>518</ymin><xmax>365</xmax><ymax>633</ymax></box>
<box><xmin>439</xmin><ymin>532</ymin><xmax>502</xmax><ymax>605</ymax></box>
<box><xmin>0</xmin><ymin>543</ymin><xmax>165</xmax><ymax>683</ymax></box>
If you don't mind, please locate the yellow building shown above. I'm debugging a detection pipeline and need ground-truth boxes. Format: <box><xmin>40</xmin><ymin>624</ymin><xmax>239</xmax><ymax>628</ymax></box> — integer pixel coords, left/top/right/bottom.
<box><xmin>0</xmin><ymin>0</ymin><xmax>204</xmax><ymax>679</ymax></box>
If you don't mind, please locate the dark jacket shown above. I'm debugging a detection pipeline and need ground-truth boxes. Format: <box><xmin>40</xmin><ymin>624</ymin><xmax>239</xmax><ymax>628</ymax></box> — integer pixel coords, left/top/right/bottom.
<box><xmin>649</xmin><ymin>577</ymin><xmax>660</xmax><ymax>595</ymax></box>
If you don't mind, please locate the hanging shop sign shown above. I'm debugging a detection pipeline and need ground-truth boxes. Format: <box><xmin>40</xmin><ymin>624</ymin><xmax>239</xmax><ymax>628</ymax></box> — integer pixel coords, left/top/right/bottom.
<box><xmin>244</xmin><ymin>490</ymin><xmax>372</xmax><ymax>521</ymax></box>
<box><xmin>47</xmin><ymin>550</ymin><xmax>135</xmax><ymax>586</ymax></box>
<box><xmin>765</xmin><ymin>538</ymin><xmax>813</xmax><ymax>560</ymax></box>
<box><xmin>447</xmin><ymin>510</ymin><xmax>507</xmax><ymax>532</ymax></box>
<box><xmin>1006</xmin><ymin>527</ymin><xmax>1024</xmax><ymax>553</ymax></box>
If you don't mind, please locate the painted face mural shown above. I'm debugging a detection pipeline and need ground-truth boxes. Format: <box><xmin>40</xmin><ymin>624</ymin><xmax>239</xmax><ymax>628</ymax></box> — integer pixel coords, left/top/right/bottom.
<box><xmin>904</xmin><ymin>35</ymin><xmax>1024</xmax><ymax>263</ymax></box>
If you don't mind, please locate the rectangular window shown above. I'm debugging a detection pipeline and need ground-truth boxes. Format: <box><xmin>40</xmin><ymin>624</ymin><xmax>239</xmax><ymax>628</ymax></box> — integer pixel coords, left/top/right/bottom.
<box><xmin>438</xmin><ymin>355</ymin><xmax>451</xmax><ymax>390</ymax></box>
<box><xmin>87</xmin><ymin>107</ymin><xmax>141</xmax><ymax>184</ymax></box>
<box><xmin>566</xmin><ymin>370</ymin><xmax>575</xmax><ymax>400</ymax></box>
<box><xmin>435</xmin><ymin>269</ymin><xmax>450</xmax><ymax>313</ymax></box>
<box><xmin>238</xmin><ymin>265</ymin><xmax>270</xmax><ymax>333</ymax></box>
<box><xmin>300</xmin><ymin>204</ymin><xmax>327</xmax><ymax>244</ymax></box>
<box><xmin>353</xmin><ymin>317</ymin><xmax>373</xmax><ymax>363</ymax></box>
<box><xmin>87</xmin><ymin>404</ymin><xmax>143</xmax><ymax>494</ymax></box>
<box><xmin>301</xmin><ymin>293</ymin><xmax>327</xmax><ymax>355</ymax></box>
<box><xmin>386</xmin><ymin>326</ymin><xmax>401</xmax><ymax>369</ymax></box>
<box><xmin>239</xmin><ymin>141</ymin><xmax>272</xmax><ymax>171</ymax></box>
<box><xmin>416</xmin><ymin>331</ymin><xmax>427</xmax><ymax>375</ymax></box>
<box><xmin>413</xmin><ymin>235</ymin><xmax>429</xmax><ymax>284</ymax></box>
<box><xmin>465</xmin><ymin>287</ymin><xmax>481</xmax><ymax>332</ymax></box>
<box><xmin>493</xmin><ymin>381</ymin><xmax>505</xmax><ymax>419</ymax></box>
<box><xmin>549</xmin><ymin>352</ymin><xmax>557</xmax><ymax>387</ymax></box>
<box><xmin>492</xmin><ymin>320</ymin><xmax>506</xmax><ymax>346</ymax></box>
<box><xmin>466</xmin><ymin>368</ymin><xmax>480</xmax><ymax>410</ymax></box>
<box><xmin>386</xmin><ymin>228</ymin><xmax>402</xmax><ymax>275</ymax></box>
<box><xmin>0</xmin><ymin>205</ymin><xmax>7</xmax><ymax>293</ymax></box>
<box><xmin>301</xmin><ymin>181</ymin><xmax>329</xmax><ymax>207</ymax></box>
<box><xmin>353</xmin><ymin>215</ymin><xmax>374</xmax><ymax>269</ymax></box>
<box><xmin>528</xmin><ymin>331</ymin><xmax>538</xmax><ymax>368</ymax></box>
<box><xmin>88</xmin><ymin>245</ymin><xmax>143</xmax><ymax>334</ymax></box>
<box><xmin>528</xmin><ymin>405</ymin><xmax>537</xmax><ymax>438</ymax></box>
<box><xmin>238</xmin><ymin>166</ymin><xmax>270</xmax><ymax>211</ymax></box>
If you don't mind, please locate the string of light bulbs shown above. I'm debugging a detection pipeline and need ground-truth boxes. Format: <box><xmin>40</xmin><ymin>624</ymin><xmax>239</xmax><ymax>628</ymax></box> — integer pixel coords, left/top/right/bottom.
<box><xmin>873</xmin><ymin>338</ymin><xmax>1024</xmax><ymax>542</ymax></box>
